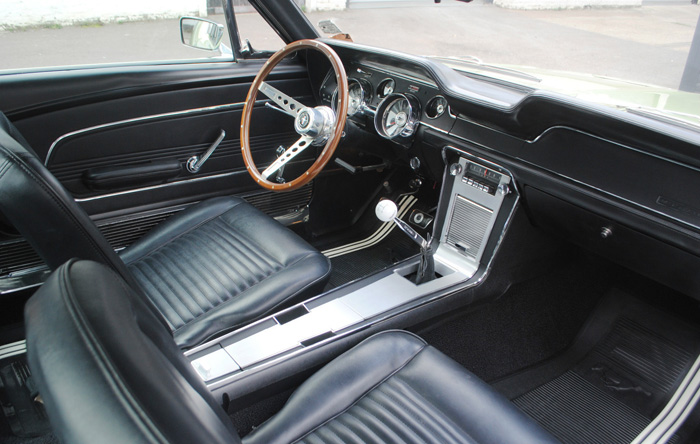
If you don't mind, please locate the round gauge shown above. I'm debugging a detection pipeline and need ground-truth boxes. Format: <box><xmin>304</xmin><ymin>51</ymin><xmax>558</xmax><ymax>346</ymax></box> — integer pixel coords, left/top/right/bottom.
<box><xmin>374</xmin><ymin>93</ymin><xmax>420</xmax><ymax>141</ymax></box>
<box><xmin>377</xmin><ymin>78</ymin><xmax>396</xmax><ymax>99</ymax></box>
<box><xmin>332</xmin><ymin>78</ymin><xmax>371</xmax><ymax>117</ymax></box>
<box><xmin>425</xmin><ymin>96</ymin><xmax>448</xmax><ymax>119</ymax></box>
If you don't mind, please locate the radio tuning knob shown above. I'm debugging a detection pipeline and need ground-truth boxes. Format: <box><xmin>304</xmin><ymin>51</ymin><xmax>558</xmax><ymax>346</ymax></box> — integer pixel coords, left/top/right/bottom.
<box><xmin>497</xmin><ymin>184</ymin><xmax>510</xmax><ymax>196</ymax></box>
<box><xmin>449</xmin><ymin>163</ymin><xmax>462</xmax><ymax>176</ymax></box>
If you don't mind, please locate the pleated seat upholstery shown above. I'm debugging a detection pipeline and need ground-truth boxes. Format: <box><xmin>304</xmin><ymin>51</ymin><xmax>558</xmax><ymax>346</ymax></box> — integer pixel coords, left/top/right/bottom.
<box><xmin>121</xmin><ymin>196</ymin><xmax>331</xmax><ymax>348</ymax></box>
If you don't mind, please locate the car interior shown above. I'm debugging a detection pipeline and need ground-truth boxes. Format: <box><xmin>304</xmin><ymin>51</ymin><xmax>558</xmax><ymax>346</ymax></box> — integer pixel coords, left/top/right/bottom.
<box><xmin>1</xmin><ymin>1</ymin><xmax>700</xmax><ymax>443</ymax></box>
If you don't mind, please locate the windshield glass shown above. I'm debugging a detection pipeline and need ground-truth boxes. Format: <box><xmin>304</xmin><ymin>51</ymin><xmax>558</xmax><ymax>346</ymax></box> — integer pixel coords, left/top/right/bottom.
<box><xmin>301</xmin><ymin>1</ymin><xmax>700</xmax><ymax>126</ymax></box>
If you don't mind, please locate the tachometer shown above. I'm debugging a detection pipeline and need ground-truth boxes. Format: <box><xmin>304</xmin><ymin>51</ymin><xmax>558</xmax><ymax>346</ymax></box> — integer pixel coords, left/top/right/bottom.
<box><xmin>332</xmin><ymin>78</ymin><xmax>371</xmax><ymax>117</ymax></box>
<box><xmin>374</xmin><ymin>93</ymin><xmax>420</xmax><ymax>142</ymax></box>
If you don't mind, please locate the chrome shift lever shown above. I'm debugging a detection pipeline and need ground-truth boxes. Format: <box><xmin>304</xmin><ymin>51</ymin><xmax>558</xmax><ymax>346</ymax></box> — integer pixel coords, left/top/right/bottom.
<box><xmin>376</xmin><ymin>199</ymin><xmax>435</xmax><ymax>284</ymax></box>
<box><xmin>375</xmin><ymin>199</ymin><xmax>428</xmax><ymax>249</ymax></box>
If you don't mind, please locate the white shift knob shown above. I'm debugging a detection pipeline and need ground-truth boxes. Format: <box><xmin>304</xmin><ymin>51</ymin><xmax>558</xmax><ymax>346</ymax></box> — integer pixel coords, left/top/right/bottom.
<box><xmin>375</xmin><ymin>199</ymin><xmax>398</xmax><ymax>222</ymax></box>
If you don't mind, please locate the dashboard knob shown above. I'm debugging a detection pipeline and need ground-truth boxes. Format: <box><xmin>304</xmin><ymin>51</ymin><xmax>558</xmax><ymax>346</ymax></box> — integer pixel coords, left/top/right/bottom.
<box><xmin>410</xmin><ymin>157</ymin><xmax>421</xmax><ymax>171</ymax></box>
<box><xmin>497</xmin><ymin>184</ymin><xmax>510</xmax><ymax>196</ymax></box>
<box><xmin>449</xmin><ymin>163</ymin><xmax>462</xmax><ymax>176</ymax></box>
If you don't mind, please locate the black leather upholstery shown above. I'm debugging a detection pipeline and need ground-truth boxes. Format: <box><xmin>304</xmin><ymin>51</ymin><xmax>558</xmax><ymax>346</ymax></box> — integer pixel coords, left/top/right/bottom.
<box><xmin>0</xmin><ymin>112</ymin><xmax>330</xmax><ymax>349</ymax></box>
<box><xmin>121</xmin><ymin>196</ymin><xmax>331</xmax><ymax>348</ymax></box>
<box><xmin>25</xmin><ymin>260</ymin><xmax>242</xmax><ymax>444</ymax></box>
<box><xmin>27</xmin><ymin>260</ymin><xmax>561</xmax><ymax>444</ymax></box>
<box><xmin>244</xmin><ymin>331</ymin><xmax>561</xmax><ymax>444</ymax></box>
<box><xmin>0</xmin><ymin>113</ymin><xmax>137</xmax><ymax>285</ymax></box>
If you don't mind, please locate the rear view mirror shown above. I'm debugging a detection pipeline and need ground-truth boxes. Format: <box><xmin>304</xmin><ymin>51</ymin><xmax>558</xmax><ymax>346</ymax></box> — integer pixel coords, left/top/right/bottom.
<box><xmin>180</xmin><ymin>17</ymin><xmax>224</xmax><ymax>51</ymax></box>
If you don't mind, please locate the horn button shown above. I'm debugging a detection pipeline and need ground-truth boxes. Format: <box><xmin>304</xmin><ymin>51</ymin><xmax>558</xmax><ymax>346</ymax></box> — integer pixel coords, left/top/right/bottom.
<box><xmin>295</xmin><ymin>106</ymin><xmax>336</xmax><ymax>145</ymax></box>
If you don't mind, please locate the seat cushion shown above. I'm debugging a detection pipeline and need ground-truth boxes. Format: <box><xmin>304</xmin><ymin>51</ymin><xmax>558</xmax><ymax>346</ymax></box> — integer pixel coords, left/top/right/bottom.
<box><xmin>244</xmin><ymin>330</ymin><xmax>561</xmax><ymax>444</ymax></box>
<box><xmin>121</xmin><ymin>196</ymin><xmax>331</xmax><ymax>348</ymax></box>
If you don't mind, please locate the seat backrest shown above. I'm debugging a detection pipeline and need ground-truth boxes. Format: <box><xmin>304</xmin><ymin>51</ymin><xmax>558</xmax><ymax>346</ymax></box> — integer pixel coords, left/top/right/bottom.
<box><xmin>0</xmin><ymin>112</ymin><xmax>135</xmax><ymax>284</ymax></box>
<box><xmin>25</xmin><ymin>259</ymin><xmax>242</xmax><ymax>444</ymax></box>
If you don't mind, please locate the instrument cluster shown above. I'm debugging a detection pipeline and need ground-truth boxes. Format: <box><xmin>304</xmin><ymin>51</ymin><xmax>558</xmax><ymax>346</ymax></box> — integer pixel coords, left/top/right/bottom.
<box><xmin>319</xmin><ymin>63</ymin><xmax>454</xmax><ymax>146</ymax></box>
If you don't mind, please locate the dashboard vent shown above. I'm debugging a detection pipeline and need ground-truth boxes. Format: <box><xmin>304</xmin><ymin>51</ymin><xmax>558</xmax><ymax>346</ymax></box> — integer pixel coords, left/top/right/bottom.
<box><xmin>446</xmin><ymin>195</ymin><xmax>493</xmax><ymax>260</ymax></box>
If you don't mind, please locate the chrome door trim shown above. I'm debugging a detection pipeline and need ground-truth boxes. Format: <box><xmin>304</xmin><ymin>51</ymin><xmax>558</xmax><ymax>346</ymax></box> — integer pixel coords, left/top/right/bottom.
<box><xmin>45</xmin><ymin>101</ymin><xmax>250</xmax><ymax>165</ymax></box>
<box><xmin>74</xmin><ymin>170</ymin><xmax>246</xmax><ymax>202</ymax></box>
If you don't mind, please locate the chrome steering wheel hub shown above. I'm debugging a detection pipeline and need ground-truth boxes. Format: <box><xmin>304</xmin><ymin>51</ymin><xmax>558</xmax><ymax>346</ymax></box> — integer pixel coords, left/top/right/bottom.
<box><xmin>294</xmin><ymin>106</ymin><xmax>336</xmax><ymax>145</ymax></box>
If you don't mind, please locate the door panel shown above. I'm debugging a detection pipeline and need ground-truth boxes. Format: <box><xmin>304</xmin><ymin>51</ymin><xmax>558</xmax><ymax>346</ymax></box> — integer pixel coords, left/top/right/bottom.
<box><xmin>0</xmin><ymin>58</ymin><xmax>318</xmax><ymax>290</ymax></box>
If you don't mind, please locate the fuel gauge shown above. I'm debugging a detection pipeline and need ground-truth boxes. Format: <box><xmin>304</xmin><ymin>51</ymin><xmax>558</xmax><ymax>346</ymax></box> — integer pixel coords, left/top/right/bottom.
<box><xmin>377</xmin><ymin>78</ymin><xmax>396</xmax><ymax>98</ymax></box>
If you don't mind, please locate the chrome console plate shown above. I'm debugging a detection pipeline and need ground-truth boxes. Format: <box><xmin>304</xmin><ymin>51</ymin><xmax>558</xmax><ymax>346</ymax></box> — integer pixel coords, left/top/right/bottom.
<box><xmin>189</xmin><ymin>257</ymin><xmax>471</xmax><ymax>382</ymax></box>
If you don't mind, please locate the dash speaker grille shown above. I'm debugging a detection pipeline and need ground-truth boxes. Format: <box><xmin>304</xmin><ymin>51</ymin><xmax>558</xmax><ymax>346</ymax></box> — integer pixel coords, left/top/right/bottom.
<box><xmin>446</xmin><ymin>195</ymin><xmax>493</xmax><ymax>260</ymax></box>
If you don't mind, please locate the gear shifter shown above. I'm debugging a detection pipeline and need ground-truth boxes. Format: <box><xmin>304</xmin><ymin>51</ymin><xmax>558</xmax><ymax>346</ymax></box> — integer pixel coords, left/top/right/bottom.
<box><xmin>375</xmin><ymin>199</ymin><xmax>435</xmax><ymax>284</ymax></box>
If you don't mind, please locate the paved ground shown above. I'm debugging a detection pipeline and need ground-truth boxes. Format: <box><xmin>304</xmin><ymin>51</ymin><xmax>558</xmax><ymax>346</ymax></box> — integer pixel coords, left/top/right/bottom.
<box><xmin>1</xmin><ymin>2</ymin><xmax>698</xmax><ymax>89</ymax></box>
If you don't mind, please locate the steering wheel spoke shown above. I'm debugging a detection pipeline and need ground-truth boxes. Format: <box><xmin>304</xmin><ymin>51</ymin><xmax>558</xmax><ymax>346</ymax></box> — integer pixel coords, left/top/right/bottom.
<box><xmin>261</xmin><ymin>136</ymin><xmax>314</xmax><ymax>180</ymax></box>
<box><xmin>259</xmin><ymin>82</ymin><xmax>305</xmax><ymax>118</ymax></box>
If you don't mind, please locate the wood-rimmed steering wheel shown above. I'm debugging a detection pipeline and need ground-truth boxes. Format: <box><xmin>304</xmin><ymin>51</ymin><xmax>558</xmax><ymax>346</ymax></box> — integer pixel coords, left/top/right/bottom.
<box><xmin>241</xmin><ymin>40</ymin><xmax>348</xmax><ymax>191</ymax></box>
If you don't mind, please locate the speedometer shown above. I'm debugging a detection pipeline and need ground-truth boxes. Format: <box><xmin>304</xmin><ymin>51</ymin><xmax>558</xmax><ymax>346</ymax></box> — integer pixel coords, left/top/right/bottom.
<box><xmin>374</xmin><ymin>93</ymin><xmax>420</xmax><ymax>143</ymax></box>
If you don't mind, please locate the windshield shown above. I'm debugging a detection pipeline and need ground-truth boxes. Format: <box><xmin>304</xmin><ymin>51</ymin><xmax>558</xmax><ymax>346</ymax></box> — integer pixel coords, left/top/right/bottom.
<box><xmin>301</xmin><ymin>1</ymin><xmax>700</xmax><ymax>126</ymax></box>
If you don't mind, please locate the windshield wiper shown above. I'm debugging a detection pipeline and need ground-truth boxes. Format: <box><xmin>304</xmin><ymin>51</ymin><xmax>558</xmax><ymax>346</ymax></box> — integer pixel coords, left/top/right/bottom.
<box><xmin>626</xmin><ymin>106</ymin><xmax>700</xmax><ymax>132</ymax></box>
<box><xmin>428</xmin><ymin>55</ymin><xmax>541</xmax><ymax>83</ymax></box>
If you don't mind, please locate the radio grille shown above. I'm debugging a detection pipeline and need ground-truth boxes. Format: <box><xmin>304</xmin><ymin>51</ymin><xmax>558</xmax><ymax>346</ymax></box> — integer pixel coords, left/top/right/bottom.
<box><xmin>446</xmin><ymin>195</ymin><xmax>493</xmax><ymax>260</ymax></box>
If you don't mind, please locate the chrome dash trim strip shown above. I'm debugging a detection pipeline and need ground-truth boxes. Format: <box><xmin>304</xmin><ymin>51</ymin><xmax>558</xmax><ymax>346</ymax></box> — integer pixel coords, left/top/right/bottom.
<box><xmin>45</xmin><ymin>101</ymin><xmax>249</xmax><ymax>165</ymax></box>
<box><xmin>0</xmin><ymin>340</ymin><xmax>27</xmax><ymax>360</ymax></box>
<box><xmin>419</xmin><ymin>121</ymin><xmax>450</xmax><ymax>135</ymax></box>
<box><xmin>356</xmin><ymin>63</ymin><xmax>437</xmax><ymax>88</ymax></box>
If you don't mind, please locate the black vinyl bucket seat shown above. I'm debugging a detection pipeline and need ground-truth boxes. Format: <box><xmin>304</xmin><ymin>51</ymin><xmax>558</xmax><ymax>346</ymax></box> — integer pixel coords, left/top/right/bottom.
<box><xmin>26</xmin><ymin>259</ymin><xmax>561</xmax><ymax>444</ymax></box>
<box><xmin>0</xmin><ymin>112</ymin><xmax>330</xmax><ymax>348</ymax></box>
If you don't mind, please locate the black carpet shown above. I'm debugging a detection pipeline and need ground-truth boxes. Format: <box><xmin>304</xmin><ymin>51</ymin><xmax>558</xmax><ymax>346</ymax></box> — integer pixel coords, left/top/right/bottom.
<box><xmin>326</xmin><ymin>229</ymin><xmax>418</xmax><ymax>289</ymax></box>
<box><xmin>418</xmin><ymin>257</ymin><xmax>613</xmax><ymax>382</ymax></box>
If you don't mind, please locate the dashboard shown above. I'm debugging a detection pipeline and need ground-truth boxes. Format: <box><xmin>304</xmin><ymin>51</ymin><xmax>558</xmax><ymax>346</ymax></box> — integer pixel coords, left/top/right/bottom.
<box><xmin>310</xmin><ymin>39</ymin><xmax>700</xmax><ymax>300</ymax></box>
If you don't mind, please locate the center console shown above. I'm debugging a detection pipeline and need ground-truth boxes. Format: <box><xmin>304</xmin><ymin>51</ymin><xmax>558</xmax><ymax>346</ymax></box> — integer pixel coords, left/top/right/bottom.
<box><xmin>184</xmin><ymin>147</ymin><xmax>518</xmax><ymax>399</ymax></box>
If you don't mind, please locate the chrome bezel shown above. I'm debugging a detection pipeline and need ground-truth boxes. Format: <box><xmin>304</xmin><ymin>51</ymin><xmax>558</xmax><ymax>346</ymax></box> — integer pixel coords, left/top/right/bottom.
<box><xmin>376</xmin><ymin>78</ymin><xmax>396</xmax><ymax>99</ymax></box>
<box><xmin>331</xmin><ymin>78</ymin><xmax>372</xmax><ymax>117</ymax></box>
<box><xmin>425</xmin><ymin>95</ymin><xmax>449</xmax><ymax>119</ymax></box>
<box><xmin>374</xmin><ymin>93</ymin><xmax>421</xmax><ymax>142</ymax></box>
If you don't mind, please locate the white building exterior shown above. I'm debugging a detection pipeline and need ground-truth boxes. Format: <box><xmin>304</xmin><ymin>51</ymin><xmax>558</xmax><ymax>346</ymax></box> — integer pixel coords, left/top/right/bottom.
<box><xmin>1</xmin><ymin>0</ymin><xmax>207</xmax><ymax>28</ymax></box>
